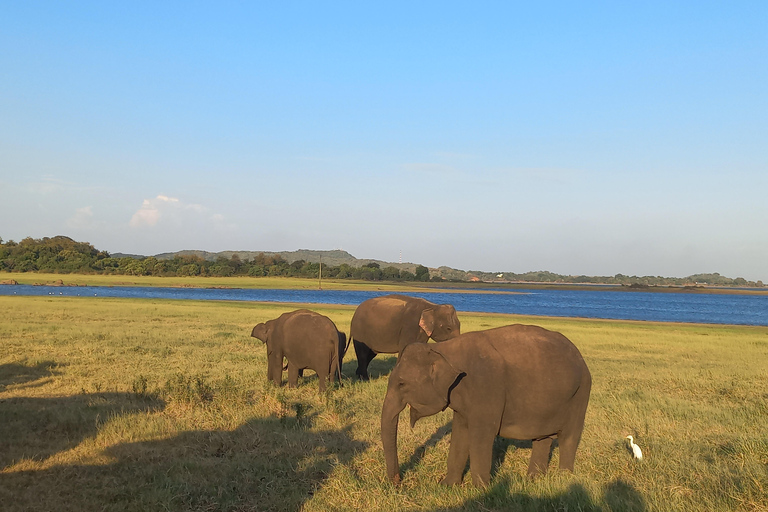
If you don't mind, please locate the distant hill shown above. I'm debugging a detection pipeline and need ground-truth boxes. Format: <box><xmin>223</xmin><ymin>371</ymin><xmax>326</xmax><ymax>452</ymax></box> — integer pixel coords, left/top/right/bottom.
<box><xmin>111</xmin><ymin>252</ymin><xmax>145</xmax><ymax>260</ymax></box>
<box><xmin>110</xmin><ymin>248</ymin><xmax>765</xmax><ymax>287</ymax></box>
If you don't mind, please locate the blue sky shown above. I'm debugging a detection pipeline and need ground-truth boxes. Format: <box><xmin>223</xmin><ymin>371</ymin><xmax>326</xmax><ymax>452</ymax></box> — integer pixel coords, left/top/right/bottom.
<box><xmin>1</xmin><ymin>2</ymin><xmax>766</xmax><ymax>281</ymax></box>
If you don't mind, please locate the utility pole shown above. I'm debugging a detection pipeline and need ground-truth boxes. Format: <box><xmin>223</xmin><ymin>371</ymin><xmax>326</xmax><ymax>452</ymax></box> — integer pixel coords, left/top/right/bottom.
<box><xmin>318</xmin><ymin>255</ymin><xmax>322</xmax><ymax>290</ymax></box>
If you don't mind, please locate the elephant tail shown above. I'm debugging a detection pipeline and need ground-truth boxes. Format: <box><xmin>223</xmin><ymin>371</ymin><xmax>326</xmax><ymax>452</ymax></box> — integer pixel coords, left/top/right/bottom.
<box><xmin>330</xmin><ymin>356</ymin><xmax>341</xmax><ymax>385</ymax></box>
<box><xmin>330</xmin><ymin>331</ymin><xmax>348</xmax><ymax>385</ymax></box>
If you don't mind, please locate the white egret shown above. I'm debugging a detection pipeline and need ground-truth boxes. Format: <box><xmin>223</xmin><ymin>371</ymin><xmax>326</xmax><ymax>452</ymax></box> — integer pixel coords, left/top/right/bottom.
<box><xmin>626</xmin><ymin>435</ymin><xmax>643</xmax><ymax>460</ymax></box>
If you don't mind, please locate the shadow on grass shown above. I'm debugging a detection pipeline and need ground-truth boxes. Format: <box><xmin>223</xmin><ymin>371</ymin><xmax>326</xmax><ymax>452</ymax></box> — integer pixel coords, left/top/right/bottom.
<box><xmin>0</xmin><ymin>392</ymin><xmax>165</xmax><ymax>470</ymax></box>
<box><xmin>0</xmin><ymin>360</ymin><xmax>63</xmax><ymax>391</ymax></box>
<box><xmin>341</xmin><ymin>355</ymin><xmax>398</xmax><ymax>381</ymax></box>
<box><xmin>401</xmin><ymin>422</ymin><xmax>453</xmax><ymax>476</ymax></box>
<box><xmin>491</xmin><ymin>437</ymin><xmax>559</xmax><ymax>477</ymax></box>
<box><xmin>0</xmin><ymin>411</ymin><xmax>368</xmax><ymax>512</ymax></box>
<box><xmin>431</xmin><ymin>477</ymin><xmax>646</xmax><ymax>512</ymax></box>
<box><xmin>401</xmin><ymin>423</ymin><xmax>561</xmax><ymax>485</ymax></box>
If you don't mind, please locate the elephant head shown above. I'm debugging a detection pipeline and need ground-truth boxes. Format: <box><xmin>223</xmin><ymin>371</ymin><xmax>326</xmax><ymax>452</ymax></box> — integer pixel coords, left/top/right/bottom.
<box><xmin>251</xmin><ymin>319</ymin><xmax>282</xmax><ymax>384</ymax></box>
<box><xmin>381</xmin><ymin>343</ymin><xmax>465</xmax><ymax>484</ymax></box>
<box><xmin>251</xmin><ymin>320</ymin><xmax>278</xmax><ymax>359</ymax></box>
<box><xmin>418</xmin><ymin>304</ymin><xmax>461</xmax><ymax>342</ymax></box>
<box><xmin>250</xmin><ymin>320</ymin><xmax>274</xmax><ymax>345</ymax></box>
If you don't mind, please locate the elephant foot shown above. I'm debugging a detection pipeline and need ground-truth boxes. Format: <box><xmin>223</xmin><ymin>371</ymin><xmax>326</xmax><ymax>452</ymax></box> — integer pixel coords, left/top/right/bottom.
<box><xmin>526</xmin><ymin>466</ymin><xmax>548</xmax><ymax>479</ymax></box>
<box><xmin>471</xmin><ymin>474</ymin><xmax>490</xmax><ymax>488</ymax></box>
<box><xmin>439</xmin><ymin>475</ymin><xmax>462</xmax><ymax>486</ymax></box>
<box><xmin>355</xmin><ymin>370</ymin><xmax>370</xmax><ymax>381</ymax></box>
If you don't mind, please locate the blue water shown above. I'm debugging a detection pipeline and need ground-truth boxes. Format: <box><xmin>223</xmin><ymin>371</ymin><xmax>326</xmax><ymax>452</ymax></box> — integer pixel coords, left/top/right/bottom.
<box><xmin>2</xmin><ymin>284</ymin><xmax>767</xmax><ymax>326</ymax></box>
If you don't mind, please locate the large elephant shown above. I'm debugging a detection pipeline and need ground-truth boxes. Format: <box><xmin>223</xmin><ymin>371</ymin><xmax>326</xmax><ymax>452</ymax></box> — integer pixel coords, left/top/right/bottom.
<box><xmin>251</xmin><ymin>309</ymin><xmax>347</xmax><ymax>393</ymax></box>
<box><xmin>381</xmin><ymin>324</ymin><xmax>591</xmax><ymax>487</ymax></box>
<box><xmin>350</xmin><ymin>294</ymin><xmax>461</xmax><ymax>380</ymax></box>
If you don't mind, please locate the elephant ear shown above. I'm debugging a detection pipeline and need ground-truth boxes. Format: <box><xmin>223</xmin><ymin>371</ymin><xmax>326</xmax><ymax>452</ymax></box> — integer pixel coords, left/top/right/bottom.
<box><xmin>250</xmin><ymin>321</ymin><xmax>273</xmax><ymax>342</ymax></box>
<box><xmin>428</xmin><ymin>348</ymin><xmax>465</xmax><ymax>409</ymax></box>
<box><xmin>419</xmin><ymin>309</ymin><xmax>436</xmax><ymax>337</ymax></box>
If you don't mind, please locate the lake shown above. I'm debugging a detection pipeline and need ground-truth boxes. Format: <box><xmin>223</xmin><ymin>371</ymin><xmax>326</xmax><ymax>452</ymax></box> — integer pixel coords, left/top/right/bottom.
<box><xmin>2</xmin><ymin>285</ymin><xmax>767</xmax><ymax>326</ymax></box>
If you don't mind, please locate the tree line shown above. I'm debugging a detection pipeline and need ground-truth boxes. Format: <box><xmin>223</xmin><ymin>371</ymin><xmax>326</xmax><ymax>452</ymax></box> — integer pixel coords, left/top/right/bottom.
<box><xmin>1</xmin><ymin>236</ymin><xmax>763</xmax><ymax>287</ymax></box>
<box><xmin>0</xmin><ymin>236</ymin><xmax>436</xmax><ymax>282</ymax></box>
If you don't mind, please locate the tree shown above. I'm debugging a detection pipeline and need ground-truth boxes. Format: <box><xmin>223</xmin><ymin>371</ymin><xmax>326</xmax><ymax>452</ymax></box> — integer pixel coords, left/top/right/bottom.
<box><xmin>382</xmin><ymin>266</ymin><xmax>401</xmax><ymax>280</ymax></box>
<box><xmin>415</xmin><ymin>265</ymin><xmax>430</xmax><ymax>282</ymax></box>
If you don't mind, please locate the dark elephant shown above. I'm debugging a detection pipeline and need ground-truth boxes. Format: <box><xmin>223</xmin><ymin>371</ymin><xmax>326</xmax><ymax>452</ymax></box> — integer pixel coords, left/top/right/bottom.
<box><xmin>251</xmin><ymin>309</ymin><xmax>347</xmax><ymax>393</ymax></box>
<box><xmin>381</xmin><ymin>324</ymin><xmax>591</xmax><ymax>487</ymax></box>
<box><xmin>350</xmin><ymin>294</ymin><xmax>461</xmax><ymax>380</ymax></box>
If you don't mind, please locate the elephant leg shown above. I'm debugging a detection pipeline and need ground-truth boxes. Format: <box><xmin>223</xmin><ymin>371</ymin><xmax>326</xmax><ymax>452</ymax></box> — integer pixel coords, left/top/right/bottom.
<box><xmin>268</xmin><ymin>353</ymin><xmax>284</xmax><ymax>386</ymax></box>
<box><xmin>441</xmin><ymin>412</ymin><xmax>469</xmax><ymax>486</ymax></box>
<box><xmin>557</xmin><ymin>427</ymin><xmax>584</xmax><ymax>472</ymax></box>
<box><xmin>298</xmin><ymin>369</ymin><xmax>304</xmax><ymax>378</ymax></box>
<box><xmin>468</xmin><ymin>424</ymin><xmax>497</xmax><ymax>487</ymax></box>
<box><xmin>317</xmin><ymin>368</ymin><xmax>330</xmax><ymax>393</ymax></box>
<box><xmin>287</xmin><ymin>362</ymin><xmax>300</xmax><ymax>388</ymax></box>
<box><xmin>528</xmin><ymin>437</ymin><xmax>553</xmax><ymax>477</ymax></box>
<box><xmin>558</xmin><ymin>396</ymin><xmax>588</xmax><ymax>472</ymax></box>
<box><xmin>353</xmin><ymin>340</ymin><xmax>377</xmax><ymax>380</ymax></box>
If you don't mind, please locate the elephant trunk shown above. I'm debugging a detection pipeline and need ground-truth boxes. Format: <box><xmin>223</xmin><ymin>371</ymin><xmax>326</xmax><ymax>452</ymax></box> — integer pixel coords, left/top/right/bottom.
<box><xmin>381</xmin><ymin>384</ymin><xmax>406</xmax><ymax>484</ymax></box>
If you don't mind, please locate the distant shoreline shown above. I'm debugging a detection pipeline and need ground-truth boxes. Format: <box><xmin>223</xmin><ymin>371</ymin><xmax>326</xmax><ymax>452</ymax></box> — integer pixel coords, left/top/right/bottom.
<box><xmin>1</xmin><ymin>272</ymin><xmax>766</xmax><ymax>296</ymax></box>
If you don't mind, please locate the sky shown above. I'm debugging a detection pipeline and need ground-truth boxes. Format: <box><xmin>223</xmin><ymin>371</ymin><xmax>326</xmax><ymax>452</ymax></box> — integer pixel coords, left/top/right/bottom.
<box><xmin>1</xmin><ymin>2</ymin><xmax>767</xmax><ymax>281</ymax></box>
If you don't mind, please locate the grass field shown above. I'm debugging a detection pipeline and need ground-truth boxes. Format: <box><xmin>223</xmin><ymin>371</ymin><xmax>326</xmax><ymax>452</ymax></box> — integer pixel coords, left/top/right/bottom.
<box><xmin>1</xmin><ymin>295</ymin><xmax>767</xmax><ymax>511</ymax></box>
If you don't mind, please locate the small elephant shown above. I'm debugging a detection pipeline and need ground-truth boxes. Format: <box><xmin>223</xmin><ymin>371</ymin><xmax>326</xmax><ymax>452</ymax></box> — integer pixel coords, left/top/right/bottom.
<box><xmin>381</xmin><ymin>324</ymin><xmax>591</xmax><ymax>487</ymax></box>
<box><xmin>251</xmin><ymin>309</ymin><xmax>347</xmax><ymax>393</ymax></box>
<box><xmin>350</xmin><ymin>294</ymin><xmax>461</xmax><ymax>380</ymax></box>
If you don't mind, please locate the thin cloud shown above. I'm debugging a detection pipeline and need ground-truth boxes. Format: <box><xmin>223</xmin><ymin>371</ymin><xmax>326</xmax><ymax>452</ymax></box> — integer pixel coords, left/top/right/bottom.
<box><xmin>493</xmin><ymin>166</ymin><xmax>582</xmax><ymax>181</ymax></box>
<box><xmin>129</xmin><ymin>195</ymin><xmax>232</xmax><ymax>230</ymax></box>
<box><xmin>66</xmin><ymin>206</ymin><xmax>100</xmax><ymax>230</ymax></box>
<box><xmin>432</xmin><ymin>151</ymin><xmax>475</xmax><ymax>160</ymax></box>
<box><xmin>28</xmin><ymin>175</ymin><xmax>107</xmax><ymax>195</ymax></box>
<box><xmin>402</xmin><ymin>162</ymin><xmax>461</xmax><ymax>176</ymax></box>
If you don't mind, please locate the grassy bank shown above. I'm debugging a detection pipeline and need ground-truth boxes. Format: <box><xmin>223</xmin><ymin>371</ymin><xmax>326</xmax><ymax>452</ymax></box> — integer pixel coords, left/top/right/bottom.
<box><xmin>1</xmin><ymin>296</ymin><xmax>767</xmax><ymax>511</ymax></box>
<box><xmin>0</xmin><ymin>271</ymin><xmax>423</xmax><ymax>291</ymax></box>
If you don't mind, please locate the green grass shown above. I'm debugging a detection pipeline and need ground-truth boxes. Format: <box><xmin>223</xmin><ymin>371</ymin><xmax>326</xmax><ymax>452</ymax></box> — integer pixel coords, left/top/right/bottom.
<box><xmin>1</xmin><ymin>296</ymin><xmax>766</xmax><ymax>511</ymax></box>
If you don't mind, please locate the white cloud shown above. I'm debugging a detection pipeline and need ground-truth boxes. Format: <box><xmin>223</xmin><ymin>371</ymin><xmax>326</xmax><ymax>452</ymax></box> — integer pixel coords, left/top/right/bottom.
<box><xmin>129</xmin><ymin>199</ymin><xmax>161</xmax><ymax>227</ymax></box>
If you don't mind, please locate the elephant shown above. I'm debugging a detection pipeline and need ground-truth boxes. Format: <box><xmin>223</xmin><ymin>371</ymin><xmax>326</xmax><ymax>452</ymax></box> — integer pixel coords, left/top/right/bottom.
<box><xmin>251</xmin><ymin>309</ymin><xmax>347</xmax><ymax>393</ymax></box>
<box><xmin>381</xmin><ymin>324</ymin><xmax>591</xmax><ymax>487</ymax></box>
<box><xmin>350</xmin><ymin>294</ymin><xmax>461</xmax><ymax>380</ymax></box>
